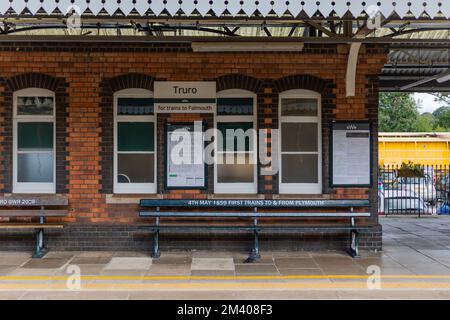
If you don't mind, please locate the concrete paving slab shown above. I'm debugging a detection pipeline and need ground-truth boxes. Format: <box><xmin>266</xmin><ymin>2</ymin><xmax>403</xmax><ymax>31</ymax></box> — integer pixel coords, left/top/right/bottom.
<box><xmin>191</xmin><ymin>258</ymin><xmax>235</xmax><ymax>271</ymax></box>
<box><xmin>0</xmin><ymin>291</ymin><xmax>26</xmax><ymax>300</ymax></box>
<box><xmin>0</xmin><ymin>266</ymin><xmax>18</xmax><ymax>276</ymax></box>
<box><xmin>234</xmin><ymin>264</ymin><xmax>279</xmax><ymax>275</ymax></box>
<box><xmin>271</xmin><ymin>251</ymin><xmax>312</xmax><ymax>258</ymax></box>
<box><xmin>0</xmin><ymin>253</ymin><xmax>31</xmax><ymax>266</ymax></box>
<box><xmin>190</xmin><ymin>270</ymin><xmax>236</xmax><ymax>277</ymax></box>
<box><xmin>320</xmin><ymin>266</ymin><xmax>367</xmax><ymax>275</ymax></box>
<box><xmin>337</xmin><ymin>290</ymin><xmax>450</xmax><ymax>299</ymax></box>
<box><xmin>277</xmin><ymin>268</ymin><xmax>325</xmax><ymax>276</ymax></box>
<box><xmin>104</xmin><ymin>257</ymin><xmax>152</xmax><ymax>270</ymax></box>
<box><xmin>128</xmin><ymin>290</ymin><xmax>238</xmax><ymax>300</ymax></box>
<box><xmin>53</xmin><ymin>264</ymin><xmax>104</xmax><ymax>276</ymax></box>
<box><xmin>274</xmin><ymin>257</ymin><xmax>318</xmax><ymax>269</ymax></box>
<box><xmin>113</xmin><ymin>251</ymin><xmax>150</xmax><ymax>257</ymax></box>
<box><xmin>7</xmin><ymin>268</ymin><xmax>59</xmax><ymax>276</ymax></box>
<box><xmin>76</xmin><ymin>252</ymin><xmax>113</xmax><ymax>258</ymax></box>
<box><xmin>19</xmin><ymin>290</ymin><xmax>130</xmax><ymax>300</ymax></box>
<box><xmin>146</xmin><ymin>264</ymin><xmax>191</xmax><ymax>276</ymax></box>
<box><xmin>43</xmin><ymin>252</ymin><xmax>75</xmax><ymax>259</ymax></box>
<box><xmin>152</xmin><ymin>255</ymin><xmax>192</xmax><ymax>265</ymax></box>
<box><xmin>191</xmin><ymin>251</ymin><xmax>236</xmax><ymax>258</ymax></box>
<box><xmin>233</xmin><ymin>256</ymin><xmax>274</xmax><ymax>264</ymax></box>
<box><xmin>232</xmin><ymin>290</ymin><xmax>341</xmax><ymax>300</ymax></box>
<box><xmin>101</xmin><ymin>270</ymin><xmax>147</xmax><ymax>277</ymax></box>
<box><xmin>70</xmin><ymin>256</ymin><xmax>112</xmax><ymax>265</ymax></box>
<box><xmin>21</xmin><ymin>258</ymin><xmax>68</xmax><ymax>269</ymax></box>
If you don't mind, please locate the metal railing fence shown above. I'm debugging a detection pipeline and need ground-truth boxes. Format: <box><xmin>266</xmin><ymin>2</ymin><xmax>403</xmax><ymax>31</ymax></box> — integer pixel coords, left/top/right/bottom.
<box><xmin>379</xmin><ymin>164</ymin><xmax>450</xmax><ymax>217</ymax></box>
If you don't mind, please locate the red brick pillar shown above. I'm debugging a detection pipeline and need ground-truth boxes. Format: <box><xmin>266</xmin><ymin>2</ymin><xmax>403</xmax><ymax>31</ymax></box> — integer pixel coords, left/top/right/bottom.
<box><xmin>67</xmin><ymin>75</ymin><xmax>106</xmax><ymax>221</ymax></box>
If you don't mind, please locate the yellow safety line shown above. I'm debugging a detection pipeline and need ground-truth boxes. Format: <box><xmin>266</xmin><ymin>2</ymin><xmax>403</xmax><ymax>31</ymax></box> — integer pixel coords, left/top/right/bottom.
<box><xmin>1</xmin><ymin>282</ymin><xmax>450</xmax><ymax>291</ymax></box>
<box><xmin>1</xmin><ymin>274</ymin><xmax>450</xmax><ymax>281</ymax></box>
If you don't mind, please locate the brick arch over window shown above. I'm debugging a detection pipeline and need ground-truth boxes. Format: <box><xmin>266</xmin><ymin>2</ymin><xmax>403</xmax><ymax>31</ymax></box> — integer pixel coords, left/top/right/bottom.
<box><xmin>273</xmin><ymin>75</ymin><xmax>331</xmax><ymax>94</ymax></box>
<box><xmin>0</xmin><ymin>73</ymin><xmax>69</xmax><ymax>194</ymax></box>
<box><xmin>99</xmin><ymin>73</ymin><xmax>156</xmax><ymax>194</ymax></box>
<box><xmin>274</xmin><ymin>74</ymin><xmax>337</xmax><ymax>195</ymax></box>
<box><xmin>215</xmin><ymin>74</ymin><xmax>264</xmax><ymax>93</ymax></box>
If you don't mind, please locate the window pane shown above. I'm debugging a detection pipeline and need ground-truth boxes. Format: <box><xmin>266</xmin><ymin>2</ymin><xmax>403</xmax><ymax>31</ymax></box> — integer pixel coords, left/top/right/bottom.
<box><xmin>281</xmin><ymin>154</ymin><xmax>318</xmax><ymax>183</ymax></box>
<box><xmin>18</xmin><ymin>122</ymin><xmax>53</xmax><ymax>150</ymax></box>
<box><xmin>17</xmin><ymin>97</ymin><xmax>54</xmax><ymax>116</ymax></box>
<box><xmin>217</xmin><ymin>153</ymin><xmax>254</xmax><ymax>183</ymax></box>
<box><xmin>217</xmin><ymin>122</ymin><xmax>253</xmax><ymax>152</ymax></box>
<box><xmin>281</xmin><ymin>123</ymin><xmax>317</xmax><ymax>152</ymax></box>
<box><xmin>118</xmin><ymin>154</ymin><xmax>154</xmax><ymax>183</ymax></box>
<box><xmin>217</xmin><ymin>98</ymin><xmax>253</xmax><ymax>115</ymax></box>
<box><xmin>118</xmin><ymin>98</ymin><xmax>154</xmax><ymax>115</ymax></box>
<box><xmin>118</xmin><ymin>122</ymin><xmax>154</xmax><ymax>152</ymax></box>
<box><xmin>17</xmin><ymin>153</ymin><xmax>53</xmax><ymax>182</ymax></box>
<box><xmin>281</xmin><ymin>98</ymin><xmax>318</xmax><ymax>116</ymax></box>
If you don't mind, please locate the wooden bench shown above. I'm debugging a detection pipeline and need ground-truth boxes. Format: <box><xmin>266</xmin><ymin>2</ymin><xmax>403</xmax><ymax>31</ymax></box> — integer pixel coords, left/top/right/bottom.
<box><xmin>0</xmin><ymin>196</ymin><xmax>69</xmax><ymax>258</ymax></box>
<box><xmin>139</xmin><ymin>199</ymin><xmax>371</xmax><ymax>262</ymax></box>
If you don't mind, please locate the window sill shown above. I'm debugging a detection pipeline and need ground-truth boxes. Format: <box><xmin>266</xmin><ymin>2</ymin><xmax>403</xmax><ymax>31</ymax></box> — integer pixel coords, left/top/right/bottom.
<box><xmin>273</xmin><ymin>194</ymin><xmax>331</xmax><ymax>200</ymax></box>
<box><xmin>209</xmin><ymin>194</ymin><xmax>264</xmax><ymax>199</ymax></box>
<box><xmin>106</xmin><ymin>194</ymin><xmax>161</xmax><ymax>204</ymax></box>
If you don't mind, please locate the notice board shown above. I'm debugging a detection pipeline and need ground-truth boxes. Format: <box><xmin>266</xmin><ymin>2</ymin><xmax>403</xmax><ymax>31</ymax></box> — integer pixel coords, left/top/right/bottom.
<box><xmin>331</xmin><ymin>122</ymin><xmax>372</xmax><ymax>187</ymax></box>
<box><xmin>165</xmin><ymin>123</ymin><xmax>206</xmax><ymax>189</ymax></box>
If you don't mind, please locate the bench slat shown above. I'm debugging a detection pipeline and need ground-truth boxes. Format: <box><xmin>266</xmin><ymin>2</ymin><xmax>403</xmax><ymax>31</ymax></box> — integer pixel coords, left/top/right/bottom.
<box><xmin>140</xmin><ymin>199</ymin><xmax>369</xmax><ymax>208</ymax></box>
<box><xmin>0</xmin><ymin>223</ymin><xmax>64</xmax><ymax>229</ymax></box>
<box><xmin>140</xmin><ymin>212</ymin><xmax>370</xmax><ymax>218</ymax></box>
<box><xmin>0</xmin><ymin>196</ymin><xmax>68</xmax><ymax>207</ymax></box>
<box><xmin>140</xmin><ymin>225</ymin><xmax>370</xmax><ymax>230</ymax></box>
<box><xmin>0</xmin><ymin>210</ymin><xmax>68</xmax><ymax>217</ymax></box>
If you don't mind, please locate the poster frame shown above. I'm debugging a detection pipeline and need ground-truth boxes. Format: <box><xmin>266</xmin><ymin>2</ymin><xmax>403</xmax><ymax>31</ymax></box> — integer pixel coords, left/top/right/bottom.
<box><xmin>329</xmin><ymin>120</ymin><xmax>373</xmax><ymax>188</ymax></box>
<box><xmin>164</xmin><ymin>121</ymin><xmax>208</xmax><ymax>190</ymax></box>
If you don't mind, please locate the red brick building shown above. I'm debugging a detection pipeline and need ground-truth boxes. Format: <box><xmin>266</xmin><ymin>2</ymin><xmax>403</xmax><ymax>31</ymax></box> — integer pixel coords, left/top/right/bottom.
<box><xmin>4</xmin><ymin>0</ymin><xmax>437</xmax><ymax>253</ymax></box>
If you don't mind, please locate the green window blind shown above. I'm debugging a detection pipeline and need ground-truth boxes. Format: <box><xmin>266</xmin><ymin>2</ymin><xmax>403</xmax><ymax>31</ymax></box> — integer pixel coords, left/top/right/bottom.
<box><xmin>217</xmin><ymin>122</ymin><xmax>253</xmax><ymax>152</ymax></box>
<box><xmin>18</xmin><ymin>122</ymin><xmax>54</xmax><ymax>150</ymax></box>
<box><xmin>118</xmin><ymin>122</ymin><xmax>154</xmax><ymax>152</ymax></box>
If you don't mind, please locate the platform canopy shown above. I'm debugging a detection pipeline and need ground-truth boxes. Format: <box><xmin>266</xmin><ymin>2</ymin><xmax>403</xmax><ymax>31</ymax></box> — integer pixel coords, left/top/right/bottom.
<box><xmin>0</xmin><ymin>0</ymin><xmax>449</xmax><ymax>19</ymax></box>
<box><xmin>2</xmin><ymin>1</ymin><xmax>450</xmax><ymax>92</ymax></box>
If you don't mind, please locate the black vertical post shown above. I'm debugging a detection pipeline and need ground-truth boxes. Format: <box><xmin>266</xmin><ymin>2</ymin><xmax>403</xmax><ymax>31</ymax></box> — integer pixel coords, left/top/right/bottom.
<box><xmin>152</xmin><ymin>206</ymin><xmax>161</xmax><ymax>258</ymax></box>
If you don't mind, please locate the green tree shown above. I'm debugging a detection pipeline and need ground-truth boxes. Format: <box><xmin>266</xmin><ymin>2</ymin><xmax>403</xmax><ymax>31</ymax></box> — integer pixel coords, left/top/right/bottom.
<box><xmin>415</xmin><ymin>113</ymin><xmax>435</xmax><ymax>132</ymax></box>
<box><xmin>435</xmin><ymin>108</ymin><xmax>450</xmax><ymax>129</ymax></box>
<box><xmin>430</xmin><ymin>94</ymin><xmax>450</xmax><ymax>130</ymax></box>
<box><xmin>379</xmin><ymin>92</ymin><xmax>420</xmax><ymax>132</ymax></box>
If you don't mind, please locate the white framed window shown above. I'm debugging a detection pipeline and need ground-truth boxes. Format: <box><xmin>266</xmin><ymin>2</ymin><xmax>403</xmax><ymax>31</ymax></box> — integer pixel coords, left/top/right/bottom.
<box><xmin>13</xmin><ymin>88</ymin><xmax>56</xmax><ymax>193</ymax></box>
<box><xmin>114</xmin><ymin>89</ymin><xmax>156</xmax><ymax>194</ymax></box>
<box><xmin>214</xmin><ymin>89</ymin><xmax>257</xmax><ymax>194</ymax></box>
<box><xmin>279</xmin><ymin>89</ymin><xmax>322</xmax><ymax>194</ymax></box>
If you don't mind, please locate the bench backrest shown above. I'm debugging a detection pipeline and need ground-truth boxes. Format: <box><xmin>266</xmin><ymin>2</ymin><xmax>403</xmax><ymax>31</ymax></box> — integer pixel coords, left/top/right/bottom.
<box><xmin>0</xmin><ymin>210</ymin><xmax>68</xmax><ymax>217</ymax></box>
<box><xmin>0</xmin><ymin>196</ymin><xmax>68</xmax><ymax>207</ymax></box>
<box><xmin>0</xmin><ymin>196</ymin><xmax>69</xmax><ymax>218</ymax></box>
<box><xmin>140</xmin><ymin>199</ymin><xmax>369</xmax><ymax>208</ymax></box>
<box><xmin>140</xmin><ymin>211</ymin><xmax>371</xmax><ymax>218</ymax></box>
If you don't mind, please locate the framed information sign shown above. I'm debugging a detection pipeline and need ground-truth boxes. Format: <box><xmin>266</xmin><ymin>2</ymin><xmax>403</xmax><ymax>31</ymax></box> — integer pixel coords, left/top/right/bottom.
<box><xmin>165</xmin><ymin>123</ymin><xmax>207</xmax><ymax>189</ymax></box>
<box><xmin>331</xmin><ymin>121</ymin><xmax>372</xmax><ymax>187</ymax></box>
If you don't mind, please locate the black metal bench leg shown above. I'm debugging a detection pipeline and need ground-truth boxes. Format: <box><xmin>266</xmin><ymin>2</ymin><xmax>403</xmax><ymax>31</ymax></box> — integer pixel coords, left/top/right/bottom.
<box><xmin>32</xmin><ymin>228</ymin><xmax>47</xmax><ymax>259</ymax></box>
<box><xmin>348</xmin><ymin>230</ymin><xmax>360</xmax><ymax>258</ymax></box>
<box><xmin>152</xmin><ymin>216</ymin><xmax>161</xmax><ymax>259</ymax></box>
<box><xmin>245</xmin><ymin>216</ymin><xmax>261</xmax><ymax>263</ymax></box>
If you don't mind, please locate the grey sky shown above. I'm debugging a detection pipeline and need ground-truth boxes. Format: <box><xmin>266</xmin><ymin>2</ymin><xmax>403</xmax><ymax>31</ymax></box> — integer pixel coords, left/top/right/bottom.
<box><xmin>413</xmin><ymin>93</ymin><xmax>447</xmax><ymax>114</ymax></box>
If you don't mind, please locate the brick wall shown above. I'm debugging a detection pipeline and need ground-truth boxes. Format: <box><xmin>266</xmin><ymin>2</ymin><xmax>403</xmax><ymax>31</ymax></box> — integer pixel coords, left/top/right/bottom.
<box><xmin>0</xmin><ymin>41</ymin><xmax>388</xmax><ymax>251</ymax></box>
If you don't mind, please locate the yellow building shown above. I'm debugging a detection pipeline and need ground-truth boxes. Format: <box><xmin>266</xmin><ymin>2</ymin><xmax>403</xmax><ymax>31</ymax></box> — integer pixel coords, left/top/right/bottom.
<box><xmin>379</xmin><ymin>132</ymin><xmax>450</xmax><ymax>166</ymax></box>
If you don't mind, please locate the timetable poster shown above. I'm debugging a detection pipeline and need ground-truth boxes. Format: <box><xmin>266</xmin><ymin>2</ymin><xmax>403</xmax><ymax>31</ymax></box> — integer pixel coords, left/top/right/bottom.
<box><xmin>166</xmin><ymin>124</ymin><xmax>206</xmax><ymax>188</ymax></box>
<box><xmin>331</xmin><ymin>122</ymin><xmax>371</xmax><ymax>186</ymax></box>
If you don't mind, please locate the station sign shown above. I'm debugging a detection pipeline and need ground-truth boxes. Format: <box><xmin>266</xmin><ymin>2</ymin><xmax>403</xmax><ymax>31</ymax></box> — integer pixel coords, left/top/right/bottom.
<box><xmin>154</xmin><ymin>81</ymin><xmax>216</xmax><ymax>113</ymax></box>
